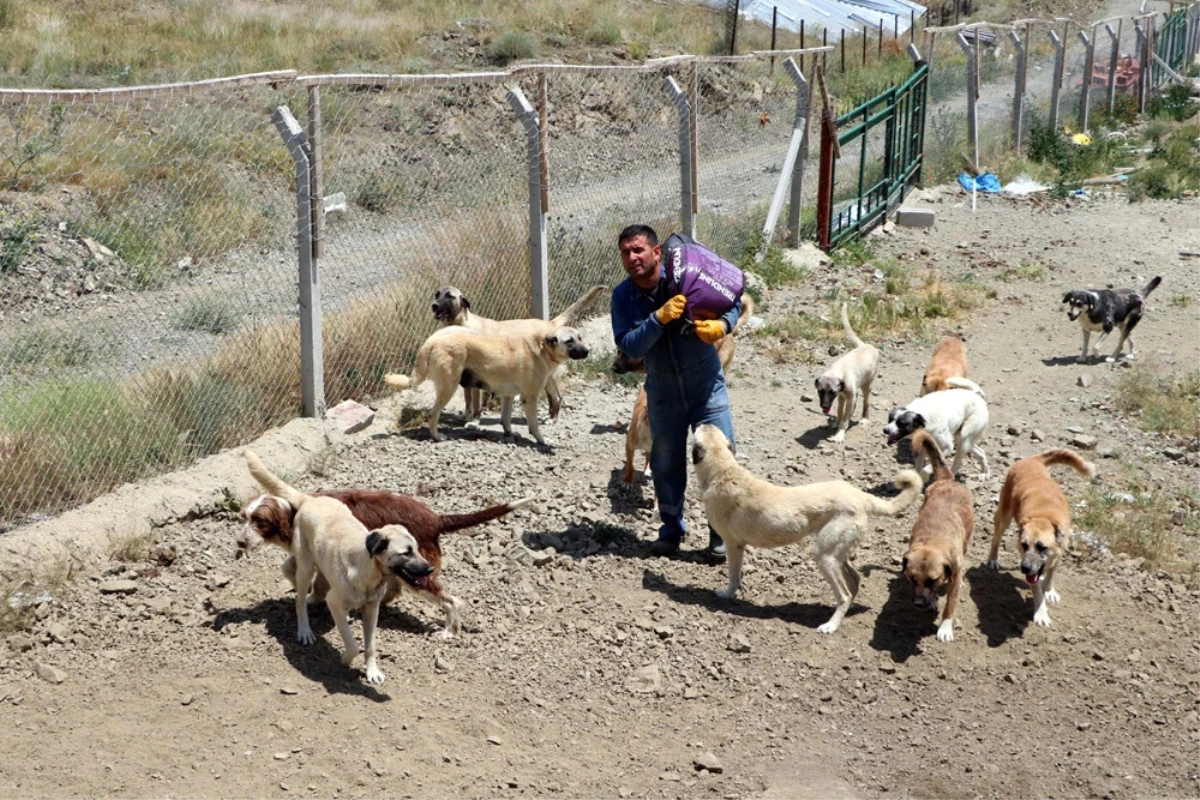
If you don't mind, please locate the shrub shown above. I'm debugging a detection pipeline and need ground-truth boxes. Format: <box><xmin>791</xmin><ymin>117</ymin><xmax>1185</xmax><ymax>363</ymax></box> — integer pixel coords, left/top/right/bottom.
<box><xmin>0</xmin><ymin>215</ymin><xmax>38</xmax><ymax>274</ymax></box>
<box><xmin>488</xmin><ymin>31</ymin><xmax>537</xmax><ymax>65</ymax></box>
<box><xmin>174</xmin><ymin>297</ymin><xmax>241</xmax><ymax>335</ymax></box>
<box><xmin>585</xmin><ymin>22</ymin><xmax>622</xmax><ymax>47</ymax></box>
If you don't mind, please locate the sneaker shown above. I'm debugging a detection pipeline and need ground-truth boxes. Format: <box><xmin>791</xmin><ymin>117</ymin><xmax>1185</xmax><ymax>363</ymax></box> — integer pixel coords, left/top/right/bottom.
<box><xmin>649</xmin><ymin>536</ymin><xmax>682</xmax><ymax>556</ymax></box>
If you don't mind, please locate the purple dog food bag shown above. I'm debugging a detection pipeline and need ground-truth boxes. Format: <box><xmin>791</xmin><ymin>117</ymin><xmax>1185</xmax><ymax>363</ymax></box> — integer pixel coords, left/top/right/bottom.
<box><xmin>662</xmin><ymin>234</ymin><xmax>745</xmax><ymax>321</ymax></box>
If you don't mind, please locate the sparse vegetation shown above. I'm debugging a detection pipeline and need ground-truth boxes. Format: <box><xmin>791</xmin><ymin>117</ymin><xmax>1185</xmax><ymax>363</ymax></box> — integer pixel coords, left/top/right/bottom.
<box><xmin>0</xmin><ymin>214</ymin><xmax>39</xmax><ymax>273</ymax></box>
<box><xmin>1112</xmin><ymin>361</ymin><xmax>1200</xmax><ymax>444</ymax></box>
<box><xmin>173</xmin><ymin>297</ymin><xmax>241</xmax><ymax>335</ymax></box>
<box><xmin>488</xmin><ymin>31</ymin><xmax>539</xmax><ymax>65</ymax></box>
<box><xmin>109</xmin><ymin>528</ymin><xmax>155</xmax><ymax>562</ymax></box>
<box><xmin>1077</xmin><ymin>477</ymin><xmax>1200</xmax><ymax>572</ymax></box>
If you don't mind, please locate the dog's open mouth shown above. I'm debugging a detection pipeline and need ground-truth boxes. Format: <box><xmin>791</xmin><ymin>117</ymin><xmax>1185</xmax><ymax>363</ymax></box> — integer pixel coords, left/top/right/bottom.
<box><xmin>432</xmin><ymin>308</ymin><xmax>451</xmax><ymax>321</ymax></box>
<box><xmin>1023</xmin><ymin>564</ymin><xmax>1045</xmax><ymax>585</ymax></box>
<box><xmin>393</xmin><ymin>563</ymin><xmax>434</xmax><ymax>588</ymax></box>
<box><xmin>886</xmin><ymin>432</ymin><xmax>902</xmax><ymax>445</ymax></box>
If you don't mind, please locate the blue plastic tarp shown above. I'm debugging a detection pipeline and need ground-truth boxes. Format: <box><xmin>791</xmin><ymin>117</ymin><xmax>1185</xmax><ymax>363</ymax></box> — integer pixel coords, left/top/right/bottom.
<box><xmin>957</xmin><ymin>172</ymin><xmax>1002</xmax><ymax>193</ymax></box>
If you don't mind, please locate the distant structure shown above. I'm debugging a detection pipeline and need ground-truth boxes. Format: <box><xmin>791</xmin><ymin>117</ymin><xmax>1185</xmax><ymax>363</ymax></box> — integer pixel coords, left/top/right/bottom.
<box><xmin>723</xmin><ymin>0</ymin><xmax>927</xmax><ymax>43</ymax></box>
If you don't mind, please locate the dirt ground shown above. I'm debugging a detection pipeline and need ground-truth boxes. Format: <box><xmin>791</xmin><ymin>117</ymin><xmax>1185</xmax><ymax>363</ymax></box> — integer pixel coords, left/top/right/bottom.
<box><xmin>0</xmin><ymin>191</ymin><xmax>1198</xmax><ymax>800</ymax></box>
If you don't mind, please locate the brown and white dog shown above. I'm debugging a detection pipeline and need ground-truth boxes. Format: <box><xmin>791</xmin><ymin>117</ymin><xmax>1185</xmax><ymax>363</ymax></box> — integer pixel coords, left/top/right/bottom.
<box><xmin>901</xmin><ymin>430</ymin><xmax>974</xmax><ymax>642</ymax></box>
<box><xmin>238</xmin><ymin>477</ymin><xmax>530</xmax><ymax>638</ymax></box>
<box><xmin>239</xmin><ymin>451</ymin><xmax>433</xmax><ymax>684</ymax></box>
<box><xmin>431</xmin><ymin>284</ymin><xmax>607</xmax><ymax>421</ymax></box>
<box><xmin>986</xmin><ymin>449</ymin><xmax>1095</xmax><ymax>627</ymax></box>
<box><xmin>919</xmin><ymin>335</ymin><xmax>985</xmax><ymax>397</ymax></box>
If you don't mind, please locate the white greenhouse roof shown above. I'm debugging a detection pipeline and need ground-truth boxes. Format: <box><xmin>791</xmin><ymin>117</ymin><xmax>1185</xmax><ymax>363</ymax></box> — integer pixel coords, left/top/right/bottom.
<box><xmin>733</xmin><ymin>0</ymin><xmax>926</xmax><ymax>41</ymax></box>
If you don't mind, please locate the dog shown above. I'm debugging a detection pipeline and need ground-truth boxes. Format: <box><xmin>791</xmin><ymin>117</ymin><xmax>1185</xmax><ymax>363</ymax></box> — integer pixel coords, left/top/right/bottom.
<box><xmin>240</xmin><ymin>451</ymin><xmax>433</xmax><ymax>684</ymax></box>
<box><xmin>883</xmin><ymin>388</ymin><xmax>990</xmax><ymax>480</ymax></box>
<box><xmin>431</xmin><ymin>284</ymin><xmax>606</xmax><ymax>421</ymax></box>
<box><xmin>385</xmin><ymin>326</ymin><xmax>589</xmax><ymax>445</ymax></box>
<box><xmin>238</xmin><ymin>480</ymin><xmax>530</xmax><ymax>638</ymax></box>
<box><xmin>1062</xmin><ymin>276</ymin><xmax>1161</xmax><ymax>363</ymax></box>
<box><xmin>986</xmin><ymin>448</ymin><xmax>1095</xmax><ymax>627</ymax></box>
<box><xmin>815</xmin><ymin>303</ymin><xmax>879</xmax><ymax>443</ymax></box>
<box><xmin>901</xmin><ymin>430</ymin><xmax>974</xmax><ymax>642</ymax></box>
<box><xmin>691</xmin><ymin>424</ymin><xmax>922</xmax><ymax>634</ymax></box>
<box><xmin>919</xmin><ymin>335</ymin><xmax>985</xmax><ymax>397</ymax></box>
<box><xmin>623</xmin><ymin>385</ymin><xmax>653</xmax><ymax>490</ymax></box>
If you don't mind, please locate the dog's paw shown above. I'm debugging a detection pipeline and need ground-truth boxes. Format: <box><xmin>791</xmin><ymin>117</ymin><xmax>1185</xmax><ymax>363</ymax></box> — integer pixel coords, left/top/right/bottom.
<box><xmin>432</xmin><ymin>629</ymin><xmax>455</xmax><ymax>641</ymax></box>
<box><xmin>936</xmin><ymin>619</ymin><xmax>955</xmax><ymax>642</ymax></box>
<box><xmin>364</xmin><ymin>664</ymin><xmax>386</xmax><ymax>685</ymax></box>
<box><xmin>1076</xmin><ymin>356</ymin><xmax>1089</xmax><ymax>364</ymax></box>
<box><xmin>715</xmin><ymin>588</ymin><xmax>736</xmax><ymax>600</ymax></box>
<box><xmin>297</xmin><ymin>625</ymin><xmax>316</xmax><ymax>645</ymax></box>
<box><xmin>984</xmin><ymin>558</ymin><xmax>1001</xmax><ymax>571</ymax></box>
<box><xmin>816</xmin><ymin>620</ymin><xmax>841</xmax><ymax>634</ymax></box>
<box><xmin>431</xmin><ymin>431</ymin><xmax>447</xmax><ymax>443</ymax></box>
<box><xmin>1044</xmin><ymin>588</ymin><xmax>1061</xmax><ymax>605</ymax></box>
<box><xmin>831</xmin><ymin>431</ymin><xmax>846</xmax><ymax>443</ymax></box>
<box><xmin>341</xmin><ymin>646</ymin><xmax>361</xmax><ymax>667</ymax></box>
<box><xmin>1033</xmin><ymin>608</ymin><xmax>1053</xmax><ymax>627</ymax></box>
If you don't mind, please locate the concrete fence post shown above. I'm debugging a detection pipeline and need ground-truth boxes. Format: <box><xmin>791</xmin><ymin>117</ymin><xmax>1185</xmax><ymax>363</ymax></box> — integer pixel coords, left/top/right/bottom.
<box><xmin>1133</xmin><ymin>20</ymin><xmax>1147</xmax><ymax>111</ymax></box>
<box><xmin>955</xmin><ymin>32</ymin><xmax>978</xmax><ymax>171</ymax></box>
<box><xmin>1104</xmin><ymin>23</ymin><xmax>1121</xmax><ymax>115</ymax></box>
<box><xmin>1048</xmin><ymin>29</ymin><xmax>1065</xmax><ymax>132</ymax></box>
<box><xmin>664</xmin><ymin>76</ymin><xmax>696</xmax><ymax>241</ymax></box>
<box><xmin>272</xmin><ymin>105</ymin><xmax>325</xmax><ymax>419</ymax></box>
<box><xmin>1009</xmin><ymin>30</ymin><xmax>1027</xmax><ymax>153</ymax></box>
<box><xmin>1078</xmin><ymin>29</ymin><xmax>1096</xmax><ymax>131</ymax></box>
<box><xmin>507</xmin><ymin>86</ymin><xmax>549</xmax><ymax>321</ymax></box>
<box><xmin>757</xmin><ymin>57</ymin><xmax>809</xmax><ymax>250</ymax></box>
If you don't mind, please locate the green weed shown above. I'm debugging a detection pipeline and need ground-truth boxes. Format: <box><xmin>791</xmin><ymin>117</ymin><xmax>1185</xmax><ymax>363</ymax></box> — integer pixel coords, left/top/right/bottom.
<box><xmin>488</xmin><ymin>31</ymin><xmax>538</xmax><ymax>64</ymax></box>
<box><xmin>174</xmin><ymin>296</ymin><xmax>241</xmax><ymax>335</ymax></box>
<box><xmin>1112</xmin><ymin>362</ymin><xmax>1199</xmax><ymax>443</ymax></box>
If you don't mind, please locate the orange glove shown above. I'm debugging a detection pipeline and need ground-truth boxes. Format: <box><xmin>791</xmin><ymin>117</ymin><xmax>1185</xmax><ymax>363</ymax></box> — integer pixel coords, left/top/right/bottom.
<box><xmin>694</xmin><ymin>319</ymin><xmax>727</xmax><ymax>344</ymax></box>
<box><xmin>655</xmin><ymin>294</ymin><xmax>687</xmax><ymax>325</ymax></box>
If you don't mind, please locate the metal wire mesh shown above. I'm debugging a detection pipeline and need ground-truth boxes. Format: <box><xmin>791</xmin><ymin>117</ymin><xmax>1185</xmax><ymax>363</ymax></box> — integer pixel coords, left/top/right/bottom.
<box><xmin>0</xmin><ymin>75</ymin><xmax>300</xmax><ymax>529</ymax></box>
<box><xmin>696</xmin><ymin>57</ymin><xmax>802</xmax><ymax>260</ymax></box>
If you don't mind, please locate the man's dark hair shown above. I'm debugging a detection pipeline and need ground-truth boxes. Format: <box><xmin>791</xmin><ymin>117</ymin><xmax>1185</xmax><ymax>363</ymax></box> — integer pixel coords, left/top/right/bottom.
<box><xmin>618</xmin><ymin>224</ymin><xmax>658</xmax><ymax>247</ymax></box>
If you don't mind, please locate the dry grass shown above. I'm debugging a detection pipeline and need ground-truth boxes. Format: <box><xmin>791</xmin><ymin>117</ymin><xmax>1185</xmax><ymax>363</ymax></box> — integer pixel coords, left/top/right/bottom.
<box><xmin>0</xmin><ymin>555</ymin><xmax>79</xmax><ymax>634</ymax></box>
<box><xmin>1077</xmin><ymin>473</ymin><xmax>1200</xmax><ymax>577</ymax></box>
<box><xmin>1112</xmin><ymin>361</ymin><xmax>1200</xmax><ymax>445</ymax></box>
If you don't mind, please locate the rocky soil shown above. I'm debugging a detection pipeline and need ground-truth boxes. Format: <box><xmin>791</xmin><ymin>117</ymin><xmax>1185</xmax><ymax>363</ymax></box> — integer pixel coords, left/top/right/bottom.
<box><xmin>0</xmin><ymin>192</ymin><xmax>1198</xmax><ymax>799</ymax></box>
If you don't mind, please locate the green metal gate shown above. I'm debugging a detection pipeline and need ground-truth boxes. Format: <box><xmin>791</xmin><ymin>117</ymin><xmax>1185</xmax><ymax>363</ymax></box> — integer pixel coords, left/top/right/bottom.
<box><xmin>818</xmin><ymin>62</ymin><xmax>928</xmax><ymax>250</ymax></box>
<box><xmin>1152</xmin><ymin>6</ymin><xmax>1189</xmax><ymax>87</ymax></box>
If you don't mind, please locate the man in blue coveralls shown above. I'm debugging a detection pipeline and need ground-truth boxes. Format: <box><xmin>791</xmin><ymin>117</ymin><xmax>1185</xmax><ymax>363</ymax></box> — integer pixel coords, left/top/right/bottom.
<box><xmin>611</xmin><ymin>224</ymin><xmax>742</xmax><ymax>558</ymax></box>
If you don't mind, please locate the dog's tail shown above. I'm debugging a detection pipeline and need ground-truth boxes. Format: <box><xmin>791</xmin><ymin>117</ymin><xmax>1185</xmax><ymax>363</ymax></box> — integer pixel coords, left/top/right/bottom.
<box><xmin>244</xmin><ymin>450</ymin><xmax>308</xmax><ymax>509</ymax></box>
<box><xmin>437</xmin><ymin>497</ymin><xmax>532</xmax><ymax>535</ymax></box>
<box><xmin>550</xmin><ymin>285</ymin><xmax>608</xmax><ymax>327</ymax></box>
<box><xmin>841</xmin><ymin>302</ymin><xmax>866</xmax><ymax>348</ymax></box>
<box><xmin>733</xmin><ymin>293</ymin><xmax>756</xmax><ymax>332</ymax></box>
<box><xmin>1140</xmin><ymin>275</ymin><xmax>1162</xmax><ymax>299</ymax></box>
<box><xmin>911</xmin><ymin>430</ymin><xmax>954</xmax><ymax>484</ymax></box>
<box><xmin>862</xmin><ymin>469</ymin><xmax>923</xmax><ymax>517</ymax></box>
<box><xmin>1030</xmin><ymin>449</ymin><xmax>1096</xmax><ymax>478</ymax></box>
<box><xmin>945</xmin><ymin>376</ymin><xmax>987</xmax><ymax>399</ymax></box>
<box><xmin>383</xmin><ymin>338</ymin><xmax>433</xmax><ymax>392</ymax></box>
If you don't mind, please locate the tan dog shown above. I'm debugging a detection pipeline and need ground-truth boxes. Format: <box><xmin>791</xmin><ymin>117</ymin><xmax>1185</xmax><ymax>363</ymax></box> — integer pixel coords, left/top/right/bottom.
<box><xmin>919</xmin><ymin>335</ymin><xmax>985</xmax><ymax>397</ymax></box>
<box><xmin>692</xmin><ymin>424</ymin><xmax>922</xmax><ymax>634</ymax></box>
<box><xmin>623</xmin><ymin>385</ymin><xmax>652</xmax><ymax>489</ymax></box>
<box><xmin>815</xmin><ymin>303</ymin><xmax>879</xmax><ymax>443</ymax></box>
<box><xmin>385</xmin><ymin>326</ymin><xmax>589</xmax><ymax>445</ymax></box>
<box><xmin>242</xmin><ymin>452</ymin><xmax>433</xmax><ymax>684</ymax></box>
<box><xmin>431</xmin><ymin>284</ymin><xmax>606</xmax><ymax>421</ymax></box>
<box><xmin>902</xmin><ymin>430</ymin><xmax>974</xmax><ymax>642</ymax></box>
<box><xmin>986</xmin><ymin>449</ymin><xmax>1096</xmax><ymax>627</ymax></box>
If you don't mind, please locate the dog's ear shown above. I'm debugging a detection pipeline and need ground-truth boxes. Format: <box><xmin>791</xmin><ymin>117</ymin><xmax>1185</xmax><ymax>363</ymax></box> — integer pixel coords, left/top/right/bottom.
<box><xmin>460</xmin><ymin>294</ymin><xmax>470</xmax><ymax>310</ymax></box>
<box><xmin>691</xmin><ymin>441</ymin><xmax>706</xmax><ymax>465</ymax></box>
<box><xmin>911</xmin><ymin>413</ymin><xmax>926</xmax><ymax>430</ymax></box>
<box><xmin>365</xmin><ymin>530</ymin><xmax>389</xmax><ymax>556</ymax></box>
<box><xmin>1053</xmin><ymin>524</ymin><xmax>1066</xmax><ymax>546</ymax></box>
<box><xmin>1061</xmin><ymin>292</ymin><xmax>1071</xmax><ymax>304</ymax></box>
<box><xmin>888</xmin><ymin>407</ymin><xmax>900</xmax><ymax>423</ymax></box>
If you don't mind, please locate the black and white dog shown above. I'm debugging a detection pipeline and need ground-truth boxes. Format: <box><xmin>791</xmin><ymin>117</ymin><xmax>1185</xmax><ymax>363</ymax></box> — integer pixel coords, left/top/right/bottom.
<box><xmin>1062</xmin><ymin>276</ymin><xmax>1161</xmax><ymax>364</ymax></box>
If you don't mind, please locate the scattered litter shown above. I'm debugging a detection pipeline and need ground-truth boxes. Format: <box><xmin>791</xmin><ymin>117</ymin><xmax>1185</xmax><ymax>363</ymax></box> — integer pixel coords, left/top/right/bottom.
<box><xmin>957</xmin><ymin>172</ymin><xmax>1001</xmax><ymax>193</ymax></box>
<box><xmin>744</xmin><ymin>315</ymin><xmax>765</xmax><ymax>331</ymax></box>
<box><xmin>7</xmin><ymin>586</ymin><xmax>52</xmax><ymax>610</ymax></box>
<box><xmin>1071</xmin><ymin>132</ymin><xmax>1093</xmax><ymax>146</ymax></box>
<box><xmin>1003</xmin><ymin>173</ymin><xmax>1050</xmax><ymax>196</ymax></box>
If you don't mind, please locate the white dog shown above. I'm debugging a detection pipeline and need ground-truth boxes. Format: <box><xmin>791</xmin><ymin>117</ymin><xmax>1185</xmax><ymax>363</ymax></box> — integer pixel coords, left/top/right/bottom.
<box><xmin>883</xmin><ymin>389</ymin><xmax>990</xmax><ymax>480</ymax></box>
<box><xmin>814</xmin><ymin>303</ymin><xmax>879</xmax><ymax>443</ymax></box>
<box><xmin>692</xmin><ymin>424</ymin><xmax>923</xmax><ymax>634</ymax></box>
